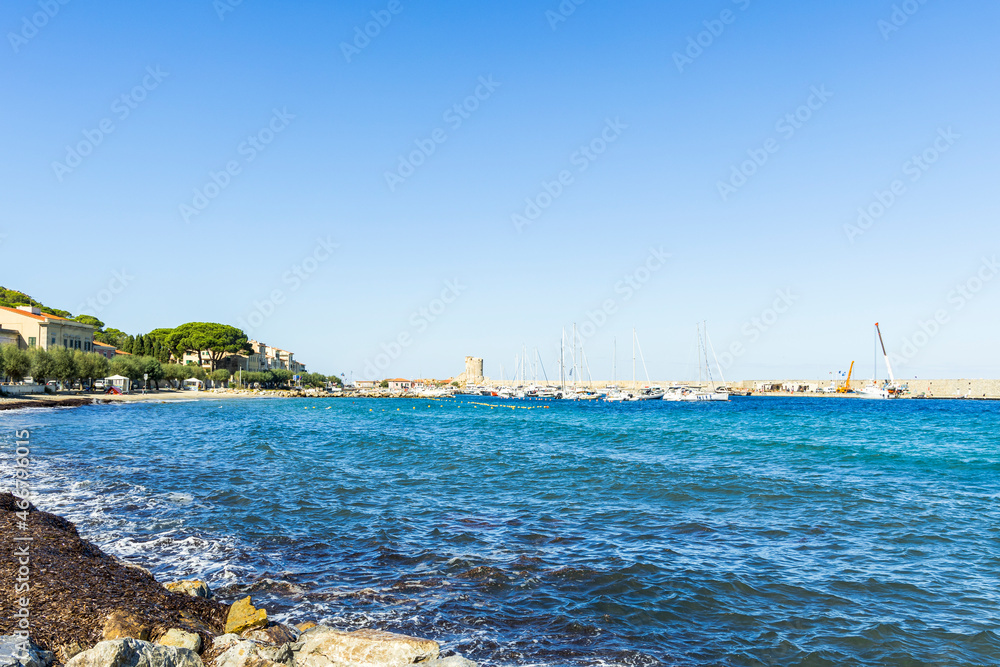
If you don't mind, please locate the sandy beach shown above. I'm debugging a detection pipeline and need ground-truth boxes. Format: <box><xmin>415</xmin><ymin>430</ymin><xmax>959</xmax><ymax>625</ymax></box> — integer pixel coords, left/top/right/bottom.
<box><xmin>0</xmin><ymin>389</ymin><xmax>276</xmax><ymax>411</ymax></box>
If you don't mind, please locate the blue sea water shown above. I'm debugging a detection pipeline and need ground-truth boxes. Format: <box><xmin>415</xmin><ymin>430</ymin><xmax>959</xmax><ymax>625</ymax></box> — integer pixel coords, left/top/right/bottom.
<box><xmin>2</xmin><ymin>396</ymin><xmax>999</xmax><ymax>666</ymax></box>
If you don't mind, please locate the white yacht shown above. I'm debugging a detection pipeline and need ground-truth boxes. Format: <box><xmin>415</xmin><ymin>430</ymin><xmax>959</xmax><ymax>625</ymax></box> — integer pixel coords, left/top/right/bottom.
<box><xmin>859</xmin><ymin>323</ymin><xmax>903</xmax><ymax>400</ymax></box>
<box><xmin>665</xmin><ymin>323</ymin><xmax>729</xmax><ymax>402</ymax></box>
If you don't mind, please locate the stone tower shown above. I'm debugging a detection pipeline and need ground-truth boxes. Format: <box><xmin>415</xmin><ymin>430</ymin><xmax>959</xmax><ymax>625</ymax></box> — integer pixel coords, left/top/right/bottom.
<box><xmin>463</xmin><ymin>356</ymin><xmax>484</xmax><ymax>383</ymax></box>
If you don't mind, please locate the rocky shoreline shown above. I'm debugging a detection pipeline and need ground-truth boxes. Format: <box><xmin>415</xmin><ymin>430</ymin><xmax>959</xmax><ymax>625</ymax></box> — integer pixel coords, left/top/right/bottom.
<box><xmin>0</xmin><ymin>494</ymin><xmax>475</xmax><ymax>667</ymax></box>
<box><xmin>0</xmin><ymin>397</ymin><xmax>97</xmax><ymax>412</ymax></box>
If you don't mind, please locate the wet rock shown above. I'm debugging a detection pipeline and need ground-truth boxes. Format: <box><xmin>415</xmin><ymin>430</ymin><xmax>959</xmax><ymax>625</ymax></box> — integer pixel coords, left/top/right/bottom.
<box><xmin>166</xmin><ymin>580</ymin><xmax>212</xmax><ymax>599</ymax></box>
<box><xmin>242</xmin><ymin>624</ymin><xmax>297</xmax><ymax>645</ymax></box>
<box><xmin>294</xmin><ymin>627</ymin><xmax>439</xmax><ymax>667</ymax></box>
<box><xmin>0</xmin><ymin>636</ymin><xmax>54</xmax><ymax>667</ymax></box>
<box><xmin>224</xmin><ymin>598</ymin><xmax>267</xmax><ymax>635</ymax></box>
<box><xmin>295</xmin><ymin>622</ymin><xmax>317</xmax><ymax>633</ymax></box>
<box><xmin>102</xmin><ymin>610</ymin><xmax>151</xmax><ymax>641</ymax></box>
<box><xmin>65</xmin><ymin>639</ymin><xmax>202</xmax><ymax>667</ymax></box>
<box><xmin>158</xmin><ymin>629</ymin><xmax>202</xmax><ymax>652</ymax></box>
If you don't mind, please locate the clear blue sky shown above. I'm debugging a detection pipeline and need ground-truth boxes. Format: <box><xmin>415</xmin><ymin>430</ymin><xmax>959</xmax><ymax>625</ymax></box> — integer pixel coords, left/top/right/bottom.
<box><xmin>3</xmin><ymin>0</ymin><xmax>998</xmax><ymax>381</ymax></box>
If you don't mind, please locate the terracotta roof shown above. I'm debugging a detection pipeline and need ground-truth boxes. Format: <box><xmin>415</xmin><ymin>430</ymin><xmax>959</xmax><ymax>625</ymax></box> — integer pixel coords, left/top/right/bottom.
<box><xmin>387</xmin><ymin>378</ymin><xmax>411</xmax><ymax>382</ymax></box>
<box><xmin>92</xmin><ymin>341</ymin><xmax>115</xmax><ymax>348</ymax></box>
<box><xmin>0</xmin><ymin>305</ymin><xmax>47</xmax><ymax>321</ymax></box>
<box><xmin>114</xmin><ymin>350</ymin><xmax>132</xmax><ymax>355</ymax></box>
<box><xmin>0</xmin><ymin>306</ymin><xmax>92</xmax><ymax>326</ymax></box>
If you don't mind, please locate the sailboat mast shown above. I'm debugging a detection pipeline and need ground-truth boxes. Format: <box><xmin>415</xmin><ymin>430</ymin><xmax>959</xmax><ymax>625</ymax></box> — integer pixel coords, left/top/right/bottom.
<box><xmin>874</xmin><ymin>325</ymin><xmax>878</xmax><ymax>382</ymax></box>
<box><xmin>703</xmin><ymin>321</ymin><xmax>715</xmax><ymax>385</ymax></box>
<box><xmin>632</xmin><ymin>328</ymin><xmax>636</xmax><ymax>389</ymax></box>
<box><xmin>875</xmin><ymin>322</ymin><xmax>895</xmax><ymax>384</ymax></box>
<box><xmin>613</xmin><ymin>337</ymin><xmax>617</xmax><ymax>385</ymax></box>
<box><xmin>573</xmin><ymin>323</ymin><xmax>578</xmax><ymax>388</ymax></box>
<box><xmin>560</xmin><ymin>330</ymin><xmax>565</xmax><ymax>388</ymax></box>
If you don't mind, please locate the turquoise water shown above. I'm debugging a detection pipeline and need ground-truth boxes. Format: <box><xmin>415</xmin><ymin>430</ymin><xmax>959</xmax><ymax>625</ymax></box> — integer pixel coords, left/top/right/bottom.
<box><xmin>2</xmin><ymin>397</ymin><xmax>999</xmax><ymax>666</ymax></box>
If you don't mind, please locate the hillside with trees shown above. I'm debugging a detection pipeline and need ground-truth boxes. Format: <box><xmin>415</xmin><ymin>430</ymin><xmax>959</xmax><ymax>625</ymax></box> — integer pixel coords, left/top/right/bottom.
<box><xmin>0</xmin><ymin>287</ymin><xmax>338</xmax><ymax>390</ymax></box>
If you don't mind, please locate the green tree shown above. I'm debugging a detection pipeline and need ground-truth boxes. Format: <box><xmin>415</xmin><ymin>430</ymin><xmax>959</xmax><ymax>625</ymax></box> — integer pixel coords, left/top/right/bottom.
<box><xmin>109</xmin><ymin>355</ymin><xmax>142</xmax><ymax>383</ymax></box>
<box><xmin>0</xmin><ymin>287</ymin><xmax>43</xmax><ymax>309</ymax></box>
<box><xmin>100</xmin><ymin>328</ymin><xmax>130</xmax><ymax>349</ymax></box>
<box><xmin>271</xmin><ymin>369</ymin><xmax>293</xmax><ymax>386</ymax></box>
<box><xmin>379</xmin><ymin>380</ymin><xmax>389</xmax><ymax>388</ymax></box>
<box><xmin>138</xmin><ymin>356</ymin><xmax>165</xmax><ymax>389</ymax></box>
<box><xmin>28</xmin><ymin>348</ymin><xmax>55</xmax><ymax>383</ymax></box>
<box><xmin>73</xmin><ymin>314</ymin><xmax>105</xmax><ymax>329</ymax></box>
<box><xmin>162</xmin><ymin>363</ymin><xmax>187</xmax><ymax>388</ymax></box>
<box><xmin>166</xmin><ymin>323</ymin><xmax>251</xmax><ymax>372</ymax></box>
<box><xmin>1</xmin><ymin>345</ymin><xmax>31</xmax><ymax>382</ymax></box>
<box><xmin>121</xmin><ymin>335</ymin><xmax>135</xmax><ymax>354</ymax></box>
<box><xmin>50</xmin><ymin>347</ymin><xmax>78</xmax><ymax>387</ymax></box>
<box><xmin>208</xmin><ymin>369</ymin><xmax>231</xmax><ymax>387</ymax></box>
<box><xmin>300</xmin><ymin>372</ymin><xmax>328</xmax><ymax>388</ymax></box>
<box><xmin>75</xmin><ymin>351</ymin><xmax>109</xmax><ymax>390</ymax></box>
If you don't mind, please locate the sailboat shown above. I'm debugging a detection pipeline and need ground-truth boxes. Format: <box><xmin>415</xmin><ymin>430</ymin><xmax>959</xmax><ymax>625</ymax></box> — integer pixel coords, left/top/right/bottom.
<box><xmin>604</xmin><ymin>337</ymin><xmax>630</xmax><ymax>402</ymax></box>
<box><xmin>625</xmin><ymin>329</ymin><xmax>664</xmax><ymax>401</ymax></box>
<box><xmin>666</xmin><ymin>322</ymin><xmax>729</xmax><ymax>401</ymax></box>
<box><xmin>859</xmin><ymin>322</ymin><xmax>903</xmax><ymax>400</ymax></box>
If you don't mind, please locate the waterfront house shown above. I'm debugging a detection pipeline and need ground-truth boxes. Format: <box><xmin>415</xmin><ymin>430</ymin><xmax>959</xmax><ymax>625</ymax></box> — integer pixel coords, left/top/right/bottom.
<box><xmin>92</xmin><ymin>340</ymin><xmax>117</xmax><ymax>360</ymax></box>
<box><xmin>0</xmin><ymin>328</ymin><xmax>18</xmax><ymax>347</ymax></box>
<box><xmin>387</xmin><ymin>378</ymin><xmax>413</xmax><ymax>393</ymax></box>
<box><xmin>0</xmin><ymin>305</ymin><xmax>95</xmax><ymax>351</ymax></box>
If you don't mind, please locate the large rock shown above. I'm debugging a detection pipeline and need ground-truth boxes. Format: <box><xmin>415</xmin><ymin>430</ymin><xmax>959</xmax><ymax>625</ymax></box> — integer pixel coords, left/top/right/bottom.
<box><xmin>55</xmin><ymin>643</ymin><xmax>85</xmax><ymax>664</ymax></box>
<box><xmin>294</xmin><ymin>628</ymin><xmax>439</xmax><ymax>667</ymax></box>
<box><xmin>224</xmin><ymin>598</ymin><xmax>268</xmax><ymax>635</ymax></box>
<box><xmin>211</xmin><ymin>636</ymin><xmax>290</xmax><ymax>667</ymax></box>
<box><xmin>158</xmin><ymin>629</ymin><xmax>202</xmax><ymax>653</ymax></box>
<box><xmin>103</xmin><ymin>611</ymin><xmax>151</xmax><ymax>641</ymax></box>
<box><xmin>0</xmin><ymin>637</ymin><xmax>54</xmax><ymax>667</ymax></box>
<box><xmin>65</xmin><ymin>638</ymin><xmax>202</xmax><ymax>667</ymax></box>
<box><xmin>165</xmin><ymin>580</ymin><xmax>212</xmax><ymax>599</ymax></box>
<box><xmin>424</xmin><ymin>657</ymin><xmax>477</xmax><ymax>667</ymax></box>
<box><xmin>242</xmin><ymin>624</ymin><xmax>297</xmax><ymax>645</ymax></box>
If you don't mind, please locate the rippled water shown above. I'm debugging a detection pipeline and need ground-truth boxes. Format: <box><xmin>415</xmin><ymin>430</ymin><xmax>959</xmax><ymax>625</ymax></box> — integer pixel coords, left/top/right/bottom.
<box><xmin>2</xmin><ymin>396</ymin><xmax>999</xmax><ymax>666</ymax></box>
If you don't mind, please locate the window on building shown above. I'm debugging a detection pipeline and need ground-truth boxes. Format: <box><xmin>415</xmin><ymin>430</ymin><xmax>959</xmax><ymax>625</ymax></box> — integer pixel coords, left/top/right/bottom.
<box><xmin>28</xmin><ymin>337</ymin><xmax>36</xmax><ymax>347</ymax></box>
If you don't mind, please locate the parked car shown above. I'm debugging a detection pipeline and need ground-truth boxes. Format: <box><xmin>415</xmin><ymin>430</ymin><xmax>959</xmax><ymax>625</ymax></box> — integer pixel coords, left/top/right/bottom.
<box><xmin>93</xmin><ymin>380</ymin><xmax>106</xmax><ymax>390</ymax></box>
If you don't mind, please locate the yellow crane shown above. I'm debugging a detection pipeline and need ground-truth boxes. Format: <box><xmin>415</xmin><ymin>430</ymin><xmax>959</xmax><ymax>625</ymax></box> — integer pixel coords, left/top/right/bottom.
<box><xmin>837</xmin><ymin>361</ymin><xmax>855</xmax><ymax>393</ymax></box>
